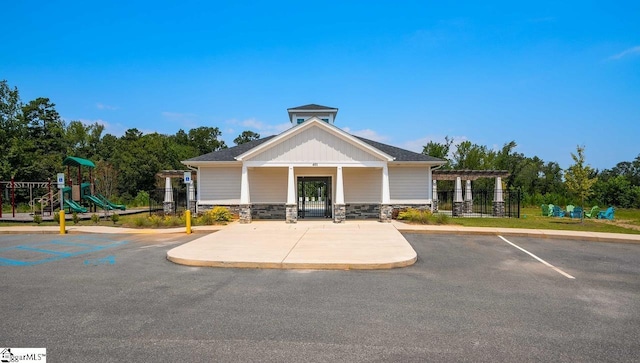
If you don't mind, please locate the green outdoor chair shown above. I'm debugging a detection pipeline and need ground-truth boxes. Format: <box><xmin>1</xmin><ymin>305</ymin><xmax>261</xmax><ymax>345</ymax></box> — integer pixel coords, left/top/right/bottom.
<box><xmin>547</xmin><ymin>204</ymin><xmax>555</xmax><ymax>217</ymax></box>
<box><xmin>566</xmin><ymin>205</ymin><xmax>574</xmax><ymax>214</ymax></box>
<box><xmin>584</xmin><ymin>206</ymin><xmax>599</xmax><ymax>219</ymax></box>
<box><xmin>541</xmin><ymin>204</ymin><xmax>550</xmax><ymax>216</ymax></box>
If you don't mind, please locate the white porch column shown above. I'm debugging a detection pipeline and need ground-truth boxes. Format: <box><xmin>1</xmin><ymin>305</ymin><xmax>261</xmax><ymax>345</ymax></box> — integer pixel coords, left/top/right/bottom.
<box><xmin>494</xmin><ymin>177</ymin><xmax>503</xmax><ymax>202</ymax></box>
<box><xmin>432</xmin><ymin>180</ymin><xmax>438</xmax><ymax>212</ymax></box>
<box><xmin>163</xmin><ymin>177</ymin><xmax>173</xmax><ymax>203</ymax></box>
<box><xmin>432</xmin><ymin>180</ymin><xmax>438</xmax><ymax>201</ymax></box>
<box><xmin>464</xmin><ymin>180</ymin><xmax>473</xmax><ymax>213</ymax></box>
<box><xmin>163</xmin><ymin>177</ymin><xmax>173</xmax><ymax>214</ymax></box>
<box><xmin>188</xmin><ymin>181</ymin><xmax>195</xmax><ymax>202</ymax></box>
<box><xmin>454</xmin><ymin>177</ymin><xmax>463</xmax><ymax>203</ymax></box>
<box><xmin>453</xmin><ymin>176</ymin><xmax>463</xmax><ymax>216</ymax></box>
<box><xmin>239</xmin><ymin>164</ymin><xmax>251</xmax><ymax>223</ymax></box>
<box><xmin>335</xmin><ymin>166</ymin><xmax>344</xmax><ymax>204</ymax></box>
<box><xmin>381</xmin><ymin>164</ymin><xmax>390</xmax><ymax>204</ymax></box>
<box><xmin>427</xmin><ymin>167</ymin><xmax>433</xmax><ymax>210</ymax></box>
<box><xmin>379</xmin><ymin>164</ymin><xmax>393</xmax><ymax>222</ymax></box>
<box><xmin>287</xmin><ymin>166</ymin><xmax>296</xmax><ymax>205</ymax></box>
<box><xmin>285</xmin><ymin>166</ymin><xmax>297</xmax><ymax>223</ymax></box>
<box><xmin>334</xmin><ymin>166</ymin><xmax>345</xmax><ymax>223</ymax></box>
<box><xmin>493</xmin><ymin>177</ymin><xmax>505</xmax><ymax>217</ymax></box>
<box><xmin>240</xmin><ymin>164</ymin><xmax>250</xmax><ymax>204</ymax></box>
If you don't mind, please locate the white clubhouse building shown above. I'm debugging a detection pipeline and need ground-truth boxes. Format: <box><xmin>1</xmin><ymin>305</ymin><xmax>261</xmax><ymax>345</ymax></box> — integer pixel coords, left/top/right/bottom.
<box><xmin>183</xmin><ymin>104</ymin><xmax>446</xmax><ymax>223</ymax></box>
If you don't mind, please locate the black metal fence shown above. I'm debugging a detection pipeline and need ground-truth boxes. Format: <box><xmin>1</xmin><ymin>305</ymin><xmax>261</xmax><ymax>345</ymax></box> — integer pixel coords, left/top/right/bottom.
<box><xmin>436</xmin><ymin>189</ymin><xmax>521</xmax><ymax>218</ymax></box>
<box><xmin>148</xmin><ymin>187</ymin><xmax>194</xmax><ymax>216</ymax></box>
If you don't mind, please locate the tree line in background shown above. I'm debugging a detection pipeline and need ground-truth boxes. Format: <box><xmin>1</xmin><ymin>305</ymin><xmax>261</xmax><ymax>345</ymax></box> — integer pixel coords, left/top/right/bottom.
<box><xmin>423</xmin><ymin>137</ymin><xmax>640</xmax><ymax>208</ymax></box>
<box><xmin>2</xmin><ymin>80</ymin><xmax>639</xmax><ymax>208</ymax></box>
<box><xmin>0</xmin><ymin>80</ymin><xmax>259</xmax><ymax>204</ymax></box>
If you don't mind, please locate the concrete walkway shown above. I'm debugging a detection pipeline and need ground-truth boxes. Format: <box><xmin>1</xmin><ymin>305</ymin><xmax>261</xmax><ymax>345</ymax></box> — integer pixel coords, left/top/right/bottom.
<box><xmin>166</xmin><ymin>221</ymin><xmax>417</xmax><ymax>270</ymax></box>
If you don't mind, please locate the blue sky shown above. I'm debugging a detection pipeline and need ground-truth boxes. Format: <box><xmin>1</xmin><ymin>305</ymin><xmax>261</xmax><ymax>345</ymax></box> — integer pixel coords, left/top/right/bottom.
<box><xmin>2</xmin><ymin>1</ymin><xmax>639</xmax><ymax>170</ymax></box>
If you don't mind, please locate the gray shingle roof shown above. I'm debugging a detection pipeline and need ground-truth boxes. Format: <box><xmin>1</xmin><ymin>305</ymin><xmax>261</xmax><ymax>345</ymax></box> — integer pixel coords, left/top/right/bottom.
<box><xmin>353</xmin><ymin>136</ymin><xmax>446</xmax><ymax>163</ymax></box>
<box><xmin>184</xmin><ymin>133</ymin><xmax>445</xmax><ymax>163</ymax></box>
<box><xmin>287</xmin><ymin>104</ymin><xmax>337</xmax><ymax>111</ymax></box>
<box><xmin>184</xmin><ymin>135</ymin><xmax>276</xmax><ymax>162</ymax></box>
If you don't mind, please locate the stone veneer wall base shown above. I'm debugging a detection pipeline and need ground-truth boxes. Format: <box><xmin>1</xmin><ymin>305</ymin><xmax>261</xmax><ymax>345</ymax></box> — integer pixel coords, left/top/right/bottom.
<box><xmin>239</xmin><ymin>204</ymin><xmax>252</xmax><ymax>224</ymax></box>
<box><xmin>380</xmin><ymin>204</ymin><xmax>393</xmax><ymax>223</ymax></box>
<box><xmin>452</xmin><ymin>202</ymin><xmax>464</xmax><ymax>217</ymax></box>
<box><xmin>334</xmin><ymin>204</ymin><xmax>346</xmax><ymax>223</ymax></box>
<box><xmin>285</xmin><ymin>204</ymin><xmax>297</xmax><ymax>223</ymax></box>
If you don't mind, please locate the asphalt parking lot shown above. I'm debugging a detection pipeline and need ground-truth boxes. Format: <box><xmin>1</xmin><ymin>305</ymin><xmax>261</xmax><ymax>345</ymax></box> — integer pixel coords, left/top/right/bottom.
<box><xmin>1</xmin><ymin>232</ymin><xmax>639</xmax><ymax>362</ymax></box>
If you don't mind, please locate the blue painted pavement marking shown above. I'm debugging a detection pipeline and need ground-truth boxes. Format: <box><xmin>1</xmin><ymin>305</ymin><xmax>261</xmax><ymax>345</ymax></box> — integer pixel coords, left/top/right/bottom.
<box><xmin>0</xmin><ymin>238</ymin><xmax>128</xmax><ymax>266</ymax></box>
<box><xmin>15</xmin><ymin>246</ymin><xmax>73</xmax><ymax>256</ymax></box>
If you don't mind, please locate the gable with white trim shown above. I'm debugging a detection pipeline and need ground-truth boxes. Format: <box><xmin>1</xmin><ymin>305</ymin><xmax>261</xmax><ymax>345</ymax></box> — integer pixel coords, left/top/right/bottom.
<box><xmin>245</xmin><ymin>122</ymin><xmax>388</xmax><ymax>164</ymax></box>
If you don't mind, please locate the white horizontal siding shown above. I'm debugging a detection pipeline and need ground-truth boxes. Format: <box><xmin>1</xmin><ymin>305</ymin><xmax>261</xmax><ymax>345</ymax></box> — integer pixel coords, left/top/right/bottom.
<box><xmin>343</xmin><ymin>168</ymin><xmax>381</xmax><ymax>203</ymax></box>
<box><xmin>249</xmin><ymin>167</ymin><xmax>287</xmax><ymax>203</ymax></box>
<box><xmin>389</xmin><ymin>167</ymin><xmax>429</xmax><ymax>202</ymax></box>
<box><xmin>248</xmin><ymin>125</ymin><xmax>382</xmax><ymax>163</ymax></box>
<box><xmin>199</xmin><ymin>167</ymin><xmax>241</xmax><ymax>203</ymax></box>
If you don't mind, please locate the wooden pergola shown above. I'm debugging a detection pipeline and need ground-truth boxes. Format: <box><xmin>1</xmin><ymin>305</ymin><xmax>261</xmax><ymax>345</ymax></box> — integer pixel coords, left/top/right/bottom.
<box><xmin>157</xmin><ymin>170</ymin><xmax>197</xmax><ymax>180</ymax></box>
<box><xmin>432</xmin><ymin>169</ymin><xmax>510</xmax><ymax>181</ymax></box>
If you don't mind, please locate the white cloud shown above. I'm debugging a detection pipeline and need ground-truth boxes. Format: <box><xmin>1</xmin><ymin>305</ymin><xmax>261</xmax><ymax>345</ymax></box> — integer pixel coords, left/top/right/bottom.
<box><xmin>96</xmin><ymin>103</ymin><xmax>118</xmax><ymax>110</ymax></box>
<box><xmin>608</xmin><ymin>45</ymin><xmax>640</xmax><ymax>60</ymax></box>
<box><xmin>226</xmin><ymin>118</ymin><xmax>291</xmax><ymax>136</ymax></box>
<box><xmin>342</xmin><ymin>127</ymin><xmax>388</xmax><ymax>142</ymax></box>
<box><xmin>401</xmin><ymin>135</ymin><xmax>468</xmax><ymax>156</ymax></box>
<box><xmin>76</xmin><ymin>118</ymin><xmax>126</xmax><ymax>136</ymax></box>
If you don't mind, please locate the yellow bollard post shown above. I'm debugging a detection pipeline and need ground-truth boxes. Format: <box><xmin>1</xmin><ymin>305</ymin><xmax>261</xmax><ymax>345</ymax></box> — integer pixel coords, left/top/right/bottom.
<box><xmin>185</xmin><ymin>210</ymin><xmax>192</xmax><ymax>234</ymax></box>
<box><xmin>59</xmin><ymin>210</ymin><xmax>66</xmax><ymax>234</ymax></box>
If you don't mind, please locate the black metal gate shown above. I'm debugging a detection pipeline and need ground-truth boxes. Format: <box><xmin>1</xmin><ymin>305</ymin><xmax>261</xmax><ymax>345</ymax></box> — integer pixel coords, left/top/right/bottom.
<box><xmin>436</xmin><ymin>189</ymin><xmax>521</xmax><ymax>218</ymax></box>
<box><xmin>149</xmin><ymin>185</ymin><xmax>191</xmax><ymax>216</ymax></box>
<box><xmin>297</xmin><ymin>177</ymin><xmax>332</xmax><ymax>218</ymax></box>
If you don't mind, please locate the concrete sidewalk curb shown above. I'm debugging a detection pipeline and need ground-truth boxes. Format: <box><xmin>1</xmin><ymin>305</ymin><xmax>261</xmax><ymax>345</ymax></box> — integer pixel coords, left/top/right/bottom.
<box><xmin>391</xmin><ymin>221</ymin><xmax>640</xmax><ymax>244</ymax></box>
<box><xmin>0</xmin><ymin>225</ymin><xmax>224</xmax><ymax>235</ymax></box>
<box><xmin>166</xmin><ymin>255</ymin><xmax>417</xmax><ymax>270</ymax></box>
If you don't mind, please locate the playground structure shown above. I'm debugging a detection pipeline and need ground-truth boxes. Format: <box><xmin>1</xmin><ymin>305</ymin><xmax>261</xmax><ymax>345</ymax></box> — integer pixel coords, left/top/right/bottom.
<box><xmin>0</xmin><ymin>179</ymin><xmax>55</xmax><ymax>218</ymax></box>
<box><xmin>0</xmin><ymin>156</ymin><xmax>125</xmax><ymax>218</ymax></box>
<box><xmin>60</xmin><ymin>156</ymin><xmax>125</xmax><ymax>214</ymax></box>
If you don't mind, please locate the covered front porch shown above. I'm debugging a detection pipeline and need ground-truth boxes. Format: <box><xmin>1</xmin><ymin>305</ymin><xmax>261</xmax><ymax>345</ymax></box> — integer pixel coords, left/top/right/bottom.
<box><xmin>237</xmin><ymin>163</ymin><xmax>432</xmax><ymax>224</ymax></box>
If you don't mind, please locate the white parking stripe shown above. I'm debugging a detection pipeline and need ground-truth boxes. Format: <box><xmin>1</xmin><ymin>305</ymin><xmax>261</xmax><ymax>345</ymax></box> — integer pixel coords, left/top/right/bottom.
<box><xmin>498</xmin><ymin>235</ymin><xmax>575</xmax><ymax>279</ymax></box>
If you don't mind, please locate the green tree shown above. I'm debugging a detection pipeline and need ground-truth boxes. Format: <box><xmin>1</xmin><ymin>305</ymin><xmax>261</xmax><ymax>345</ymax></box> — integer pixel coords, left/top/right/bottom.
<box><xmin>234</xmin><ymin>130</ymin><xmax>261</xmax><ymax>145</ymax></box>
<box><xmin>422</xmin><ymin>136</ymin><xmax>453</xmax><ymax>169</ymax></box>
<box><xmin>494</xmin><ymin>141</ymin><xmax>527</xmax><ymax>189</ymax></box>
<box><xmin>16</xmin><ymin>97</ymin><xmax>66</xmax><ymax>181</ymax></box>
<box><xmin>188</xmin><ymin>126</ymin><xmax>226</xmax><ymax>154</ymax></box>
<box><xmin>565</xmin><ymin>146</ymin><xmax>597</xmax><ymax>220</ymax></box>
<box><xmin>0</xmin><ymin>80</ymin><xmax>23</xmax><ymax>179</ymax></box>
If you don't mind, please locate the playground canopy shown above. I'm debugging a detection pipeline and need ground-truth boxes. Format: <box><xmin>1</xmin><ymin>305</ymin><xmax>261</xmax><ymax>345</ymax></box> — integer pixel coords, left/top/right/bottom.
<box><xmin>62</xmin><ymin>156</ymin><xmax>96</xmax><ymax>169</ymax></box>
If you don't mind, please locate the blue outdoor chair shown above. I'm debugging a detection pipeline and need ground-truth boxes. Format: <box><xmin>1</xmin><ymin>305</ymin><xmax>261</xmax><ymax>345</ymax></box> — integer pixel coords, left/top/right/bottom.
<box><xmin>597</xmin><ymin>207</ymin><xmax>615</xmax><ymax>220</ymax></box>
<box><xmin>552</xmin><ymin>205</ymin><xmax>565</xmax><ymax>217</ymax></box>
<box><xmin>570</xmin><ymin>206</ymin><xmax>583</xmax><ymax>219</ymax></box>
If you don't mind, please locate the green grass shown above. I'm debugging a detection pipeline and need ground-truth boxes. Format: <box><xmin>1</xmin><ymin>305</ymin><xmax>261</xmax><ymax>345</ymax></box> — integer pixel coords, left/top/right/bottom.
<box><xmin>449</xmin><ymin>207</ymin><xmax>640</xmax><ymax>234</ymax></box>
<box><xmin>3</xmin><ymin>206</ymin><xmax>640</xmax><ymax>235</ymax></box>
